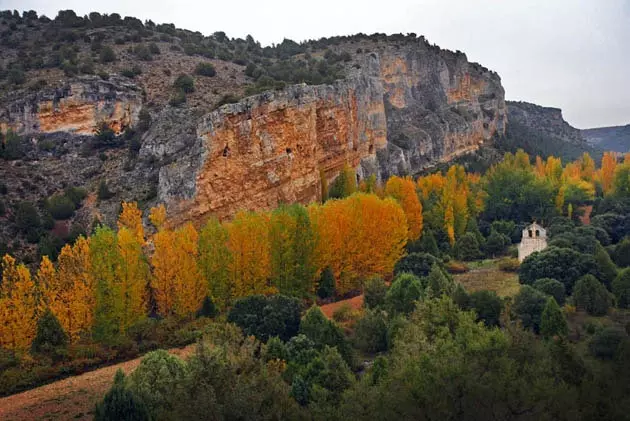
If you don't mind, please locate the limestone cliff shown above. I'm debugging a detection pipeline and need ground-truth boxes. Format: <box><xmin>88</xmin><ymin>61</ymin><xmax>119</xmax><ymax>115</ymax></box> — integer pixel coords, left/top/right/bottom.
<box><xmin>0</xmin><ymin>76</ymin><xmax>142</xmax><ymax>136</ymax></box>
<box><xmin>138</xmin><ymin>41</ymin><xmax>506</xmax><ymax>225</ymax></box>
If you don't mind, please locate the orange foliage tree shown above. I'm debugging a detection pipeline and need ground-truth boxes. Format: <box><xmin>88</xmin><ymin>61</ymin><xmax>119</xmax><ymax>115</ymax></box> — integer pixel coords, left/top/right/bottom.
<box><xmin>118</xmin><ymin>202</ymin><xmax>144</xmax><ymax>244</ymax></box>
<box><xmin>598</xmin><ymin>152</ymin><xmax>618</xmax><ymax>195</ymax></box>
<box><xmin>310</xmin><ymin>193</ymin><xmax>407</xmax><ymax>295</ymax></box>
<box><xmin>385</xmin><ymin>176</ymin><xmax>423</xmax><ymax>241</ymax></box>
<box><xmin>0</xmin><ymin>255</ymin><xmax>38</xmax><ymax>351</ymax></box>
<box><xmin>151</xmin><ymin>223</ymin><xmax>206</xmax><ymax>318</ymax></box>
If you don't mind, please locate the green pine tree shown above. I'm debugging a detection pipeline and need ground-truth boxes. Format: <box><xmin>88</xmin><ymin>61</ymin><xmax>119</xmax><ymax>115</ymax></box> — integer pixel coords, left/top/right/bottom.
<box><xmin>540</xmin><ymin>297</ymin><xmax>568</xmax><ymax>338</ymax></box>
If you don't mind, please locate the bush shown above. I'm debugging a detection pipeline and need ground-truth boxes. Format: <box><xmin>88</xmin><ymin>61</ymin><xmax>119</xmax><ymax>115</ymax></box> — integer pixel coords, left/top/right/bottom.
<box><xmin>444</xmin><ymin>260</ymin><xmax>469</xmax><ymax>274</ymax></box>
<box><xmin>498</xmin><ymin>257</ymin><xmax>520</xmax><ymax>272</ymax></box>
<box><xmin>148</xmin><ymin>43</ymin><xmax>161</xmax><ymax>55</ymax></box>
<box><xmin>589</xmin><ymin>327</ymin><xmax>627</xmax><ymax>360</ymax></box>
<box><xmin>353</xmin><ymin>309</ymin><xmax>388</xmax><ymax>353</ymax></box>
<box><xmin>95</xmin><ymin>122</ymin><xmax>117</xmax><ymax>146</ymax></box>
<box><xmin>317</xmin><ymin>267</ymin><xmax>336</xmax><ymax>299</ymax></box>
<box><xmin>169</xmin><ymin>90</ymin><xmax>186</xmax><ymax>106</ymax></box>
<box><xmin>540</xmin><ymin>297</ymin><xmax>568</xmax><ymax>338</ymax></box>
<box><xmin>263</xmin><ymin>336</ymin><xmax>288</xmax><ymax>362</ymax></box>
<box><xmin>174</xmin><ymin>74</ymin><xmax>194</xmax><ymax>93</ymax></box>
<box><xmin>0</xmin><ymin>130</ymin><xmax>24</xmax><ymax>160</ymax></box>
<box><xmin>98</xmin><ymin>180</ymin><xmax>115</xmax><ymax>200</ymax></box>
<box><xmin>31</xmin><ymin>309</ymin><xmax>69</xmax><ymax>359</ymax></box>
<box><xmin>95</xmin><ymin>370</ymin><xmax>150</xmax><ymax>421</ymax></box>
<box><xmin>363</xmin><ymin>276</ymin><xmax>387</xmax><ymax>309</ymax></box>
<box><xmin>128</xmin><ymin>350</ymin><xmax>188</xmax><ymax>418</ymax></box>
<box><xmin>120</xmin><ymin>66</ymin><xmax>142</xmax><ymax>78</ymax></box>
<box><xmin>533</xmin><ymin>278</ymin><xmax>566</xmax><ymax>306</ymax></box>
<box><xmin>612</xmin><ymin>268</ymin><xmax>630</xmax><ymax>309</ymax></box>
<box><xmin>485</xmin><ymin>229</ymin><xmax>510</xmax><ymax>257</ymax></box>
<box><xmin>394</xmin><ymin>252</ymin><xmax>441</xmax><ymax>278</ymax></box>
<box><xmin>332</xmin><ymin>303</ymin><xmax>360</xmax><ymax>323</ymax></box>
<box><xmin>385</xmin><ymin>273</ymin><xmax>423</xmax><ymax>315</ymax></box>
<box><xmin>7</xmin><ymin>68</ymin><xmax>26</xmax><ymax>85</ymax></box>
<box><xmin>227</xmin><ymin>294</ymin><xmax>301</xmax><ymax>342</ymax></box>
<box><xmin>99</xmin><ymin>46</ymin><xmax>117</xmax><ymax>63</ymax></box>
<box><xmin>15</xmin><ymin>201</ymin><xmax>40</xmax><ymax>233</ymax></box>
<box><xmin>573</xmin><ymin>275</ymin><xmax>611</xmax><ymax>316</ymax></box>
<box><xmin>299</xmin><ymin>306</ymin><xmax>352</xmax><ymax>365</ymax></box>
<box><xmin>513</xmin><ymin>285</ymin><xmax>548</xmax><ymax>333</ymax></box>
<box><xmin>468</xmin><ymin>290</ymin><xmax>503</xmax><ymax>327</ymax></box>
<box><xmin>196</xmin><ymin>296</ymin><xmax>217</xmax><ymax>318</ymax></box>
<box><xmin>425</xmin><ymin>263</ymin><xmax>455</xmax><ymax>298</ymax></box>
<box><xmin>454</xmin><ymin>232</ymin><xmax>482</xmax><ymax>261</ymax></box>
<box><xmin>47</xmin><ymin>194</ymin><xmax>75</xmax><ymax>220</ymax></box>
<box><xmin>195</xmin><ymin>62</ymin><xmax>216</xmax><ymax>77</ymax></box>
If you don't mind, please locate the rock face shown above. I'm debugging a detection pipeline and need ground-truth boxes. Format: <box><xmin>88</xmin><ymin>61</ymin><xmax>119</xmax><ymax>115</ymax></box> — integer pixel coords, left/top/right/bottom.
<box><xmin>582</xmin><ymin>125</ymin><xmax>630</xmax><ymax>153</ymax></box>
<box><xmin>142</xmin><ymin>40</ymin><xmax>506</xmax><ymax>225</ymax></box>
<box><xmin>0</xmin><ymin>76</ymin><xmax>142</xmax><ymax>136</ymax></box>
<box><xmin>507</xmin><ymin>101</ymin><xmax>586</xmax><ymax>146</ymax></box>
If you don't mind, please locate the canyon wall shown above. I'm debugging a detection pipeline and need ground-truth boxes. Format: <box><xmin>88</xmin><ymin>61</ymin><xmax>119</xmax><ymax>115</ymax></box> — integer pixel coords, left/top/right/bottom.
<box><xmin>140</xmin><ymin>40</ymin><xmax>506</xmax><ymax>225</ymax></box>
<box><xmin>0</xmin><ymin>76</ymin><xmax>142</xmax><ymax>136</ymax></box>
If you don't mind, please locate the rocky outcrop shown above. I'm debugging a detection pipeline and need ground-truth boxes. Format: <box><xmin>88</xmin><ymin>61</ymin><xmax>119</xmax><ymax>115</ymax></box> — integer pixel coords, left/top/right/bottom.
<box><xmin>0</xmin><ymin>76</ymin><xmax>142</xmax><ymax>136</ymax></box>
<box><xmin>507</xmin><ymin>101</ymin><xmax>586</xmax><ymax>145</ymax></box>
<box><xmin>140</xmin><ymin>40</ymin><xmax>507</xmax><ymax>225</ymax></box>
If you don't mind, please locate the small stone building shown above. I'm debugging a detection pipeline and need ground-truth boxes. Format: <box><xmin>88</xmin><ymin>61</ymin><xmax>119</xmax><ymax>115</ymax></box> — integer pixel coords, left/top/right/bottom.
<box><xmin>517</xmin><ymin>222</ymin><xmax>548</xmax><ymax>262</ymax></box>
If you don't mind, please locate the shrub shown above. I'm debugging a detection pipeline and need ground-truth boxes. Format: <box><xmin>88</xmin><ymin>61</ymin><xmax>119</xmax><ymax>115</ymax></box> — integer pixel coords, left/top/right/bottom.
<box><xmin>0</xmin><ymin>200</ymin><xmax>5</xmax><ymax>216</ymax></box>
<box><xmin>612</xmin><ymin>268</ymin><xmax>630</xmax><ymax>309</ymax></box>
<box><xmin>169</xmin><ymin>90</ymin><xmax>186</xmax><ymax>106</ymax></box>
<box><xmin>15</xmin><ymin>201</ymin><xmax>40</xmax><ymax>233</ymax></box>
<box><xmin>263</xmin><ymin>336</ymin><xmax>288</xmax><ymax>362</ymax></box>
<box><xmin>589</xmin><ymin>327</ymin><xmax>627</xmax><ymax>360</ymax></box>
<box><xmin>128</xmin><ymin>350</ymin><xmax>188</xmax><ymax>418</ymax></box>
<box><xmin>332</xmin><ymin>303</ymin><xmax>360</xmax><ymax>323</ymax></box>
<box><xmin>65</xmin><ymin>187</ymin><xmax>87</xmax><ymax>207</ymax></box>
<box><xmin>353</xmin><ymin>309</ymin><xmax>388</xmax><ymax>353</ymax></box>
<box><xmin>173</xmin><ymin>74</ymin><xmax>195</xmax><ymax>93</ymax></box>
<box><xmin>95</xmin><ymin>370</ymin><xmax>150</xmax><ymax>421</ymax></box>
<box><xmin>533</xmin><ymin>278</ymin><xmax>566</xmax><ymax>306</ymax></box>
<box><xmin>195</xmin><ymin>62</ymin><xmax>216</xmax><ymax>77</ymax></box>
<box><xmin>385</xmin><ymin>273</ymin><xmax>423</xmax><ymax>315</ymax></box>
<box><xmin>540</xmin><ymin>297</ymin><xmax>568</xmax><ymax>338</ymax></box>
<box><xmin>120</xmin><ymin>67</ymin><xmax>142</xmax><ymax>78</ymax></box>
<box><xmin>196</xmin><ymin>296</ymin><xmax>217</xmax><ymax>318</ymax></box>
<box><xmin>133</xmin><ymin>44</ymin><xmax>153</xmax><ymax>61</ymax></box>
<box><xmin>31</xmin><ymin>309</ymin><xmax>69</xmax><ymax>359</ymax></box>
<box><xmin>95</xmin><ymin>122</ymin><xmax>117</xmax><ymax>146</ymax></box>
<box><xmin>363</xmin><ymin>276</ymin><xmax>387</xmax><ymax>309</ymax></box>
<box><xmin>317</xmin><ymin>267</ymin><xmax>336</xmax><ymax>299</ymax></box>
<box><xmin>98</xmin><ymin>180</ymin><xmax>115</xmax><ymax>200</ymax></box>
<box><xmin>425</xmin><ymin>263</ymin><xmax>455</xmax><ymax>298</ymax></box>
<box><xmin>454</xmin><ymin>232</ymin><xmax>482</xmax><ymax>261</ymax></box>
<box><xmin>468</xmin><ymin>290</ymin><xmax>503</xmax><ymax>327</ymax></box>
<box><xmin>227</xmin><ymin>294</ymin><xmax>301</xmax><ymax>342</ymax></box>
<box><xmin>394</xmin><ymin>252</ymin><xmax>441</xmax><ymax>278</ymax></box>
<box><xmin>573</xmin><ymin>275</ymin><xmax>611</xmax><ymax>316</ymax></box>
<box><xmin>47</xmin><ymin>195</ymin><xmax>75</xmax><ymax>220</ymax></box>
<box><xmin>299</xmin><ymin>306</ymin><xmax>353</xmax><ymax>365</ymax></box>
<box><xmin>99</xmin><ymin>46</ymin><xmax>117</xmax><ymax>63</ymax></box>
<box><xmin>513</xmin><ymin>285</ymin><xmax>548</xmax><ymax>333</ymax></box>
<box><xmin>7</xmin><ymin>68</ymin><xmax>26</xmax><ymax>85</ymax></box>
<box><xmin>0</xmin><ymin>130</ymin><xmax>24</xmax><ymax>160</ymax></box>
<box><xmin>148</xmin><ymin>43</ymin><xmax>160</xmax><ymax>55</ymax></box>
<box><xmin>215</xmin><ymin>94</ymin><xmax>240</xmax><ymax>108</ymax></box>
<box><xmin>485</xmin><ymin>229</ymin><xmax>511</xmax><ymax>257</ymax></box>
<box><xmin>498</xmin><ymin>257</ymin><xmax>520</xmax><ymax>272</ymax></box>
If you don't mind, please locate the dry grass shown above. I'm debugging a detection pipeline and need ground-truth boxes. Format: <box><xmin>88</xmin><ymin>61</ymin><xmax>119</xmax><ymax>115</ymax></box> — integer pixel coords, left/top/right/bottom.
<box><xmin>455</xmin><ymin>260</ymin><xmax>521</xmax><ymax>297</ymax></box>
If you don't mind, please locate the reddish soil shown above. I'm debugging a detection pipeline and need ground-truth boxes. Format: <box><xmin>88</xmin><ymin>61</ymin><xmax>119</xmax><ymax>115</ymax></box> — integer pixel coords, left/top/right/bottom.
<box><xmin>579</xmin><ymin>205</ymin><xmax>593</xmax><ymax>225</ymax></box>
<box><xmin>0</xmin><ymin>345</ymin><xmax>195</xmax><ymax>421</ymax></box>
<box><xmin>320</xmin><ymin>295</ymin><xmax>364</xmax><ymax>319</ymax></box>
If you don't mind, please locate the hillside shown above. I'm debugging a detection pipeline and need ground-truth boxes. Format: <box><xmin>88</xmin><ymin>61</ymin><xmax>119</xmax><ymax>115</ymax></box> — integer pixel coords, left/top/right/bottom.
<box><xmin>582</xmin><ymin>124</ymin><xmax>630</xmax><ymax>153</ymax></box>
<box><xmin>0</xmin><ymin>9</ymin><xmax>508</xmax><ymax>259</ymax></box>
<box><xmin>504</xmin><ymin>101</ymin><xmax>601</xmax><ymax>161</ymax></box>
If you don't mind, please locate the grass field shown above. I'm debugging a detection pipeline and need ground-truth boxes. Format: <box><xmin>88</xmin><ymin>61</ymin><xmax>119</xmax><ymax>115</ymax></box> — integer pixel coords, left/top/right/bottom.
<box><xmin>454</xmin><ymin>259</ymin><xmax>521</xmax><ymax>297</ymax></box>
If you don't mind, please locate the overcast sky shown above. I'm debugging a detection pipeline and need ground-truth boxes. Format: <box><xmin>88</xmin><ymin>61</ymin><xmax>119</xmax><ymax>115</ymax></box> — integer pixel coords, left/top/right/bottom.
<box><xmin>1</xmin><ymin>0</ymin><xmax>628</xmax><ymax>128</ymax></box>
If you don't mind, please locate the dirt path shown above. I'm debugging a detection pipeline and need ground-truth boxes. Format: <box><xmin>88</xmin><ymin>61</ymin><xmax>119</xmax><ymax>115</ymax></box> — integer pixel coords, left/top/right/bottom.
<box><xmin>0</xmin><ymin>345</ymin><xmax>196</xmax><ymax>421</ymax></box>
<box><xmin>320</xmin><ymin>294</ymin><xmax>364</xmax><ymax>319</ymax></box>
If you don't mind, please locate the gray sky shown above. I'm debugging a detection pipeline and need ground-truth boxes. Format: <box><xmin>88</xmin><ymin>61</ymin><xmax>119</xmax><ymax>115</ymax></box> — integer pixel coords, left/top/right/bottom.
<box><xmin>2</xmin><ymin>0</ymin><xmax>629</xmax><ymax>128</ymax></box>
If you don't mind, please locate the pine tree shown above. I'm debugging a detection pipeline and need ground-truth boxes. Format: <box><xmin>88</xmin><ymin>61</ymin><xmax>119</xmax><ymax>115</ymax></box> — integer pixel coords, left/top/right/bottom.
<box><xmin>95</xmin><ymin>370</ymin><xmax>150</xmax><ymax>421</ymax></box>
<box><xmin>31</xmin><ymin>308</ymin><xmax>68</xmax><ymax>357</ymax></box>
<box><xmin>426</xmin><ymin>264</ymin><xmax>455</xmax><ymax>298</ymax></box>
<box><xmin>317</xmin><ymin>267</ymin><xmax>336</xmax><ymax>299</ymax></box>
<box><xmin>612</xmin><ymin>269</ymin><xmax>630</xmax><ymax>309</ymax></box>
<box><xmin>540</xmin><ymin>297</ymin><xmax>568</xmax><ymax>338</ymax></box>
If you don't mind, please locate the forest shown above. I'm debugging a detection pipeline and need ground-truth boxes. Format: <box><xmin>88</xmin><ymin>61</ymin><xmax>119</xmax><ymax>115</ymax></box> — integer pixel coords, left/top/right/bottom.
<box><xmin>1</xmin><ymin>150</ymin><xmax>630</xmax><ymax>420</ymax></box>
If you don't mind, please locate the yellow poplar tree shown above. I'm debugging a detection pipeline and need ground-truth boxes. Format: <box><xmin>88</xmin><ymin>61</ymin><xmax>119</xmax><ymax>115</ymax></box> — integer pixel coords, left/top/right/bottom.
<box><xmin>385</xmin><ymin>176</ymin><xmax>423</xmax><ymax>240</ymax></box>
<box><xmin>118</xmin><ymin>202</ymin><xmax>144</xmax><ymax>244</ymax></box>
<box><xmin>0</xmin><ymin>255</ymin><xmax>37</xmax><ymax>351</ymax></box>
<box><xmin>116</xmin><ymin>227</ymin><xmax>149</xmax><ymax>332</ymax></box>
<box><xmin>55</xmin><ymin>238</ymin><xmax>95</xmax><ymax>341</ymax></box>
<box><xmin>152</xmin><ymin>223</ymin><xmax>206</xmax><ymax>317</ymax></box>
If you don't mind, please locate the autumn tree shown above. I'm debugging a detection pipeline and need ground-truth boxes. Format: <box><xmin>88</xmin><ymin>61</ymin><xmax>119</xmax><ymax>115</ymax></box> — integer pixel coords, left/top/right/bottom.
<box><xmin>152</xmin><ymin>223</ymin><xmax>206</xmax><ymax>318</ymax></box>
<box><xmin>118</xmin><ymin>201</ymin><xmax>144</xmax><ymax>244</ymax></box>
<box><xmin>598</xmin><ymin>152</ymin><xmax>618</xmax><ymax>195</ymax></box>
<box><xmin>268</xmin><ymin>204</ymin><xmax>316</xmax><ymax>297</ymax></box>
<box><xmin>48</xmin><ymin>238</ymin><xmax>95</xmax><ymax>341</ymax></box>
<box><xmin>310</xmin><ymin>193</ymin><xmax>407</xmax><ymax>295</ymax></box>
<box><xmin>385</xmin><ymin>176</ymin><xmax>423</xmax><ymax>240</ymax></box>
<box><xmin>226</xmin><ymin>211</ymin><xmax>274</xmax><ymax>299</ymax></box>
<box><xmin>0</xmin><ymin>255</ymin><xmax>38</xmax><ymax>350</ymax></box>
<box><xmin>198</xmin><ymin>217</ymin><xmax>232</xmax><ymax>308</ymax></box>
<box><xmin>115</xmin><ymin>227</ymin><xmax>149</xmax><ymax>332</ymax></box>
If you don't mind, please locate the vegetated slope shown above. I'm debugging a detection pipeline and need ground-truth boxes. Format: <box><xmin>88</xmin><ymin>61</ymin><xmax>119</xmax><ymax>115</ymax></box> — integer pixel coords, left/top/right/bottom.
<box><xmin>0</xmin><ymin>9</ymin><xmax>507</xmax><ymax>261</ymax></box>
<box><xmin>582</xmin><ymin>124</ymin><xmax>630</xmax><ymax>153</ymax></box>
<box><xmin>505</xmin><ymin>101</ymin><xmax>602</xmax><ymax>162</ymax></box>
